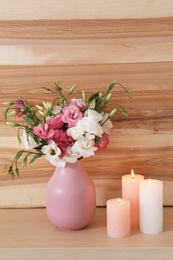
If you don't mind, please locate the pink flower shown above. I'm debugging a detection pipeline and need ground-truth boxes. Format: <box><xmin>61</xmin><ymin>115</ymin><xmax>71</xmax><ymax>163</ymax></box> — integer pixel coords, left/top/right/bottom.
<box><xmin>62</xmin><ymin>105</ymin><xmax>82</xmax><ymax>127</ymax></box>
<box><xmin>14</xmin><ymin>98</ymin><xmax>26</xmax><ymax>120</ymax></box>
<box><xmin>47</xmin><ymin>129</ymin><xmax>55</xmax><ymax>140</ymax></box>
<box><xmin>68</xmin><ymin>98</ymin><xmax>85</xmax><ymax>110</ymax></box>
<box><xmin>57</xmin><ymin>142</ymin><xmax>67</xmax><ymax>157</ymax></box>
<box><xmin>33</xmin><ymin>123</ymin><xmax>49</xmax><ymax>139</ymax></box>
<box><xmin>54</xmin><ymin>129</ymin><xmax>74</xmax><ymax>146</ymax></box>
<box><xmin>46</xmin><ymin>114</ymin><xmax>64</xmax><ymax>130</ymax></box>
<box><xmin>94</xmin><ymin>133</ymin><xmax>109</xmax><ymax>152</ymax></box>
<box><xmin>49</xmin><ymin>129</ymin><xmax>74</xmax><ymax>158</ymax></box>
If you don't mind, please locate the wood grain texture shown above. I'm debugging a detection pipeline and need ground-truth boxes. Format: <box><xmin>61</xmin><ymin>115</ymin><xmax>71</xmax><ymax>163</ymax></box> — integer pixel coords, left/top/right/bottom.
<box><xmin>0</xmin><ymin>0</ymin><xmax>173</xmax><ymax>20</ymax></box>
<box><xmin>0</xmin><ymin>37</ymin><xmax>173</xmax><ymax>65</ymax></box>
<box><xmin>1</xmin><ymin>18</ymin><xmax>173</xmax><ymax>39</ymax></box>
<box><xmin>0</xmin><ymin>208</ymin><xmax>173</xmax><ymax>260</ymax></box>
<box><xmin>0</xmin><ymin>1</ymin><xmax>173</xmax><ymax>207</ymax></box>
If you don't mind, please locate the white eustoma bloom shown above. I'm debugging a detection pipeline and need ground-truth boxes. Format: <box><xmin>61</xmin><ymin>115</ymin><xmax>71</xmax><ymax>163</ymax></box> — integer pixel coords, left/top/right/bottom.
<box><xmin>41</xmin><ymin>140</ymin><xmax>61</xmax><ymax>165</ymax></box>
<box><xmin>71</xmin><ymin>138</ymin><xmax>97</xmax><ymax>158</ymax></box>
<box><xmin>41</xmin><ymin>142</ymin><xmax>78</xmax><ymax>167</ymax></box>
<box><xmin>22</xmin><ymin>130</ymin><xmax>38</xmax><ymax>149</ymax></box>
<box><xmin>67</xmin><ymin>116</ymin><xmax>103</xmax><ymax>140</ymax></box>
<box><xmin>52</xmin><ymin>105</ymin><xmax>62</xmax><ymax>115</ymax></box>
<box><xmin>101</xmin><ymin>113</ymin><xmax>113</xmax><ymax>134</ymax></box>
<box><xmin>86</xmin><ymin>109</ymin><xmax>103</xmax><ymax>122</ymax></box>
<box><xmin>62</xmin><ymin>147</ymin><xmax>78</xmax><ymax>163</ymax></box>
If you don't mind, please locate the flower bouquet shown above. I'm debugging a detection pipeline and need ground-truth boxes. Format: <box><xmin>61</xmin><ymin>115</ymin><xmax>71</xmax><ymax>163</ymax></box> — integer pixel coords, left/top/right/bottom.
<box><xmin>3</xmin><ymin>81</ymin><xmax>130</xmax><ymax>178</ymax></box>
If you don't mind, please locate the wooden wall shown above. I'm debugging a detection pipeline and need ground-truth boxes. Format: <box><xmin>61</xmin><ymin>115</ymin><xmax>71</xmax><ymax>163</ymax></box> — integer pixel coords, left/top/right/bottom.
<box><xmin>0</xmin><ymin>0</ymin><xmax>173</xmax><ymax>208</ymax></box>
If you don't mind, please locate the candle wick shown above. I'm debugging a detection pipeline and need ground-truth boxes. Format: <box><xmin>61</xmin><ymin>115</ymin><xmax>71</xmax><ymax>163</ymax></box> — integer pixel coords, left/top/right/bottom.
<box><xmin>131</xmin><ymin>169</ymin><xmax>135</xmax><ymax>179</ymax></box>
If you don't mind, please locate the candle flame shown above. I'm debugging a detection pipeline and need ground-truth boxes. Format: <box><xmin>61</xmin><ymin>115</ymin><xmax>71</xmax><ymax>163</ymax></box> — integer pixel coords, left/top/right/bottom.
<box><xmin>149</xmin><ymin>178</ymin><xmax>151</xmax><ymax>185</ymax></box>
<box><xmin>131</xmin><ymin>169</ymin><xmax>135</xmax><ymax>179</ymax></box>
<box><xmin>117</xmin><ymin>198</ymin><xmax>121</xmax><ymax>204</ymax></box>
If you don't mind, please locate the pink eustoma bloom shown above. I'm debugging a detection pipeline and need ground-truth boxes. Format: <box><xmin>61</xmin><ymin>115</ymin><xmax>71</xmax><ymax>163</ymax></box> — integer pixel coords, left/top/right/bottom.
<box><xmin>14</xmin><ymin>98</ymin><xmax>26</xmax><ymax>120</ymax></box>
<box><xmin>68</xmin><ymin>98</ymin><xmax>86</xmax><ymax>110</ymax></box>
<box><xmin>62</xmin><ymin>105</ymin><xmax>82</xmax><ymax>128</ymax></box>
<box><xmin>33</xmin><ymin>123</ymin><xmax>49</xmax><ymax>139</ymax></box>
<box><xmin>95</xmin><ymin>133</ymin><xmax>109</xmax><ymax>152</ymax></box>
<box><xmin>53</xmin><ymin>129</ymin><xmax>74</xmax><ymax>145</ymax></box>
<box><xmin>47</xmin><ymin>114</ymin><xmax>64</xmax><ymax>130</ymax></box>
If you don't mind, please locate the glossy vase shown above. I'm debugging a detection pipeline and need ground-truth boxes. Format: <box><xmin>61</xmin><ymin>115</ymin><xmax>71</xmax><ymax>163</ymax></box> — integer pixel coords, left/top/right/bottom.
<box><xmin>46</xmin><ymin>160</ymin><xmax>96</xmax><ymax>230</ymax></box>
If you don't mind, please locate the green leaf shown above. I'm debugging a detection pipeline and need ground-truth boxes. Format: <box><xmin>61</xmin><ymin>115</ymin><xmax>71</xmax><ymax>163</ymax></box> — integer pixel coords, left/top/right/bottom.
<box><xmin>15</xmin><ymin>167</ymin><xmax>19</xmax><ymax>176</ymax></box>
<box><xmin>55</xmin><ymin>83</ymin><xmax>67</xmax><ymax>103</ymax></box>
<box><xmin>22</xmin><ymin>157</ymin><xmax>27</xmax><ymax>168</ymax></box>
<box><xmin>88</xmin><ymin>92</ymin><xmax>100</xmax><ymax>105</ymax></box>
<box><xmin>17</xmin><ymin>135</ymin><xmax>22</xmax><ymax>145</ymax></box>
<box><xmin>15</xmin><ymin>150</ymin><xmax>24</xmax><ymax>161</ymax></box>
<box><xmin>107</xmin><ymin>81</ymin><xmax>116</xmax><ymax>92</ymax></box>
<box><xmin>8</xmin><ymin>165</ymin><xmax>13</xmax><ymax>175</ymax></box>
<box><xmin>29</xmin><ymin>153</ymin><xmax>42</xmax><ymax>164</ymax></box>
<box><xmin>23</xmin><ymin>116</ymin><xmax>34</xmax><ymax>126</ymax></box>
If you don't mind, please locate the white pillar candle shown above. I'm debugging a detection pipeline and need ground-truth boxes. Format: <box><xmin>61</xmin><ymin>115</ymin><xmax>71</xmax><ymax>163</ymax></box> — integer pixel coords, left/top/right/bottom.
<box><xmin>122</xmin><ymin>170</ymin><xmax>144</xmax><ymax>228</ymax></box>
<box><xmin>107</xmin><ymin>198</ymin><xmax>130</xmax><ymax>238</ymax></box>
<box><xmin>139</xmin><ymin>179</ymin><xmax>163</xmax><ymax>234</ymax></box>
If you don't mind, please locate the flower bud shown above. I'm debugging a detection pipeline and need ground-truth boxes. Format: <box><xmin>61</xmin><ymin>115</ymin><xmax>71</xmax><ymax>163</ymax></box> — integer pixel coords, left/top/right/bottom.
<box><xmin>2</xmin><ymin>101</ymin><xmax>13</xmax><ymax>105</ymax></box>
<box><xmin>7</xmin><ymin>110</ymin><xmax>18</xmax><ymax>117</ymax></box>
<box><xmin>108</xmin><ymin>108</ymin><xmax>117</xmax><ymax>118</ymax></box>
<box><xmin>68</xmin><ymin>85</ymin><xmax>75</xmax><ymax>95</ymax></box>
<box><xmin>82</xmin><ymin>91</ymin><xmax>86</xmax><ymax>102</ymax></box>
<box><xmin>36</xmin><ymin>105</ymin><xmax>43</xmax><ymax>111</ymax></box>
<box><xmin>99</xmin><ymin>92</ymin><xmax>102</xmax><ymax>99</ymax></box>
<box><xmin>6</xmin><ymin>122</ymin><xmax>20</xmax><ymax>127</ymax></box>
<box><xmin>104</xmin><ymin>92</ymin><xmax>112</xmax><ymax>104</ymax></box>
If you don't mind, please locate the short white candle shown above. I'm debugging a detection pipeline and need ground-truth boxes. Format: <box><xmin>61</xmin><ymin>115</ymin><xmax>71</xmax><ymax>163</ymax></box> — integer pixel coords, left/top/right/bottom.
<box><xmin>122</xmin><ymin>169</ymin><xmax>144</xmax><ymax>228</ymax></box>
<box><xmin>107</xmin><ymin>198</ymin><xmax>130</xmax><ymax>238</ymax></box>
<box><xmin>139</xmin><ymin>179</ymin><xmax>163</xmax><ymax>234</ymax></box>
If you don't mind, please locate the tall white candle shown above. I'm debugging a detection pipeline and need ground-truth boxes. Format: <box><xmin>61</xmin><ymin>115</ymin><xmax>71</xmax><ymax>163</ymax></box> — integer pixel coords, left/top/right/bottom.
<box><xmin>122</xmin><ymin>170</ymin><xmax>144</xmax><ymax>228</ymax></box>
<box><xmin>139</xmin><ymin>179</ymin><xmax>163</xmax><ymax>234</ymax></box>
<box><xmin>107</xmin><ymin>198</ymin><xmax>130</xmax><ymax>238</ymax></box>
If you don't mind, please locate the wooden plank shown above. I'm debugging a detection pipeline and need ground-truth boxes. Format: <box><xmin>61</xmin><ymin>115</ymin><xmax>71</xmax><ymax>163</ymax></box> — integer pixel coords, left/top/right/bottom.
<box><xmin>0</xmin><ymin>63</ymin><xmax>173</xmax><ymax>93</ymax></box>
<box><xmin>0</xmin><ymin>0</ymin><xmax>173</xmax><ymax>20</ymax></box>
<box><xmin>0</xmin><ymin>208</ymin><xmax>173</xmax><ymax>260</ymax></box>
<box><xmin>0</xmin><ymin>18</ymin><xmax>173</xmax><ymax>39</ymax></box>
<box><xmin>0</xmin><ymin>37</ymin><xmax>173</xmax><ymax>65</ymax></box>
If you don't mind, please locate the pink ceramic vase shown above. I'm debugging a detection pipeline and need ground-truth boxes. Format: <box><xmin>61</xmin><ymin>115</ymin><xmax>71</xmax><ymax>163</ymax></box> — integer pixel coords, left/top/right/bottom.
<box><xmin>46</xmin><ymin>160</ymin><xmax>96</xmax><ymax>230</ymax></box>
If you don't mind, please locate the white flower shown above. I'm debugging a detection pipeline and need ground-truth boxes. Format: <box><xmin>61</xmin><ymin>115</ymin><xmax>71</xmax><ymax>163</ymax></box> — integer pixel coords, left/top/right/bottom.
<box><xmin>41</xmin><ymin>142</ymin><xmax>78</xmax><ymax>168</ymax></box>
<box><xmin>52</xmin><ymin>105</ymin><xmax>62</xmax><ymax>115</ymax></box>
<box><xmin>67</xmin><ymin>116</ymin><xmax>103</xmax><ymax>140</ymax></box>
<box><xmin>101</xmin><ymin>113</ymin><xmax>113</xmax><ymax>134</ymax></box>
<box><xmin>62</xmin><ymin>147</ymin><xmax>78</xmax><ymax>163</ymax></box>
<box><xmin>71</xmin><ymin>138</ymin><xmax>97</xmax><ymax>158</ymax></box>
<box><xmin>41</xmin><ymin>140</ymin><xmax>61</xmax><ymax>164</ymax></box>
<box><xmin>22</xmin><ymin>130</ymin><xmax>38</xmax><ymax>149</ymax></box>
<box><xmin>85</xmin><ymin>109</ymin><xmax>103</xmax><ymax>122</ymax></box>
